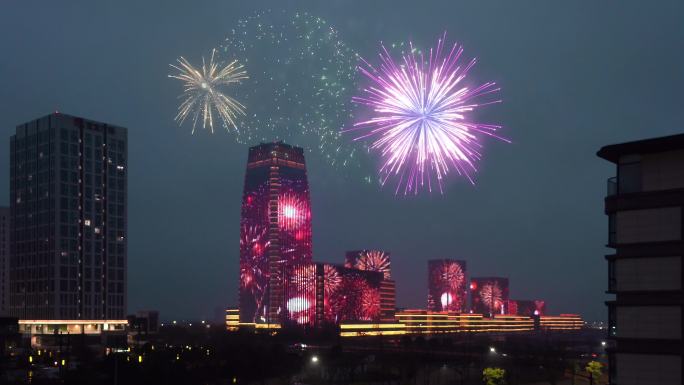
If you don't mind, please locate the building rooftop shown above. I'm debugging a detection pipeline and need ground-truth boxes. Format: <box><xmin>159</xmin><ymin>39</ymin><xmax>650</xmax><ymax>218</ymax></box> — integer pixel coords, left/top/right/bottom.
<box><xmin>597</xmin><ymin>133</ymin><xmax>684</xmax><ymax>163</ymax></box>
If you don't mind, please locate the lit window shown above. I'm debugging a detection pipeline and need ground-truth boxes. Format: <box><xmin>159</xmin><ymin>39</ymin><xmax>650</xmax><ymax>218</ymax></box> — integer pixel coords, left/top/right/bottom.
<box><xmin>84</xmin><ymin>220</ymin><xmax>91</xmax><ymax>226</ymax></box>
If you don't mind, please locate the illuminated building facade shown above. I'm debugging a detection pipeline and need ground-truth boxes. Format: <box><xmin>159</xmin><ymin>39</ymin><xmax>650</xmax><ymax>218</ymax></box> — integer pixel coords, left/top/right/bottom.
<box><xmin>0</xmin><ymin>207</ymin><xmax>8</xmax><ymax>316</ymax></box>
<box><xmin>470</xmin><ymin>277</ymin><xmax>509</xmax><ymax>316</ymax></box>
<box><xmin>510</xmin><ymin>300</ymin><xmax>546</xmax><ymax>316</ymax></box>
<box><xmin>9</xmin><ymin>113</ymin><xmax>127</xmax><ymax>320</ymax></box>
<box><xmin>239</xmin><ymin>142</ymin><xmax>312</xmax><ymax>325</ymax></box>
<box><xmin>427</xmin><ymin>259</ymin><xmax>467</xmax><ymax>312</ymax></box>
<box><xmin>598</xmin><ymin>134</ymin><xmax>684</xmax><ymax>385</ymax></box>
<box><xmin>283</xmin><ymin>263</ymin><xmax>383</xmax><ymax>327</ymax></box>
<box><xmin>345</xmin><ymin>250</ymin><xmax>395</xmax><ymax>321</ymax></box>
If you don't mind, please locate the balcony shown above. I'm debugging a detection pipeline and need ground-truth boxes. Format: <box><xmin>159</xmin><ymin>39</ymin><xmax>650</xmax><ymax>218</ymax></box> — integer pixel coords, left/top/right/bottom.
<box><xmin>607</xmin><ymin>177</ymin><xmax>617</xmax><ymax>196</ymax></box>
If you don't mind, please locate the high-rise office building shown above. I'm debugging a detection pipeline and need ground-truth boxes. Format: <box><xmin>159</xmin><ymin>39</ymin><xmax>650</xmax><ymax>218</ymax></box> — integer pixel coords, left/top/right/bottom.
<box><xmin>0</xmin><ymin>207</ymin><xmax>9</xmax><ymax>315</ymax></box>
<box><xmin>345</xmin><ymin>250</ymin><xmax>395</xmax><ymax>321</ymax></box>
<box><xmin>598</xmin><ymin>134</ymin><xmax>683</xmax><ymax>385</ymax></box>
<box><xmin>470</xmin><ymin>277</ymin><xmax>509</xmax><ymax>316</ymax></box>
<box><xmin>428</xmin><ymin>259</ymin><xmax>467</xmax><ymax>312</ymax></box>
<box><xmin>9</xmin><ymin>113</ymin><xmax>127</xmax><ymax>320</ymax></box>
<box><xmin>239</xmin><ymin>142</ymin><xmax>312</xmax><ymax>325</ymax></box>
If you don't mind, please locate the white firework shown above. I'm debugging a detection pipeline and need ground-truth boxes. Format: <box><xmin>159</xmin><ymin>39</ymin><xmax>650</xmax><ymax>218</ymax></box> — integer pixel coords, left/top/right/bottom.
<box><xmin>169</xmin><ymin>48</ymin><xmax>248</xmax><ymax>134</ymax></box>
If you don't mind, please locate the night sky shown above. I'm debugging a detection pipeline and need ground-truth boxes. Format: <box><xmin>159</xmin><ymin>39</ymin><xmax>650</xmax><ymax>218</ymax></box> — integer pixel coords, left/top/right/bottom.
<box><xmin>1</xmin><ymin>1</ymin><xmax>683</xmax><ymax>322</ymax></box>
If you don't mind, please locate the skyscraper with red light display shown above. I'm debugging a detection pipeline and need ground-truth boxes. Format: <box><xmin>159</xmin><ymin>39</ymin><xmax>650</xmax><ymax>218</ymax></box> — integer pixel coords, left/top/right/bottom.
<box><xmin>470</xmin><ymin>277</ymin><xmax>509</xmax><ymax>316</ymax></box>
<box><xmin>345</xmin><ymin>250</ymin><xmax>395</xmax><ymax>321</ymax></box>
<box><xmin>427</xmin><ymin>259</ymin><xmax>467</xmax><ymax>312</ymax></box>
<box><xmin>239</xmin><ymin>142</ymin><xmax>312</xmax><ymax>325</ymax></box>
<box><xmin>284</xmin><ymin>263</ymin><xmax>383</xmax><ymax>327</ymax></box>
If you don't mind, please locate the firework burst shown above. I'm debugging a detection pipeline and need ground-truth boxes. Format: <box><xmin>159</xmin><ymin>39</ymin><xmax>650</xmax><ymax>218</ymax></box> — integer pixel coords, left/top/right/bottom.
<box><xmin>435</xmin><ymin>261</ymin><xmax>465</xmax><ymax>292</ymax></box>
<box><xmin>361</xmin><ymin>288</ymin><xmax>381</xmax><ymax>320</ymax></box>
<box><xmin>323</xmin><ymin>265</ymin><xmax>342</xmax><ymax>296</ymax></box>
<box><xmin>169</xmin><ymin>48</ymin><xmax>248</xmax><ymax>134</ymax></box>
<box><xmin>356</xmin><ymin>250</ymin><xmax>391</xmax><ymax>279</ymax></box>
<box><xmin>480</xmin><ymin>282</ymin><xmax>503</xmax><ymax>313</ymax></box>
<box><xmin>277</xmin><ymin>193</ymin><xmax>310</xmax><ymax>231</ymax></box>
<box><xmin>239</xmin><ymin>225</ymin><xmax>269</xmax><ymax>290</ymax></box>
<box><xmin>350</xmin><ymin>33</ymin><xmax>507</xmax><ymax>194</ymax></box>
<box><xmin>220</xmin><ymin>10</ymin><xmax>361</xmax><ymax>167</ymax></box>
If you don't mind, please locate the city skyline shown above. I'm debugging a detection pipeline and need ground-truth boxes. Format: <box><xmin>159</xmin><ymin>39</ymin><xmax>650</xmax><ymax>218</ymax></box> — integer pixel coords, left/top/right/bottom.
<box><xmin>1</xmin><ymin>1</ymin><xmax>684</xmax><ymax>321</ymax></box>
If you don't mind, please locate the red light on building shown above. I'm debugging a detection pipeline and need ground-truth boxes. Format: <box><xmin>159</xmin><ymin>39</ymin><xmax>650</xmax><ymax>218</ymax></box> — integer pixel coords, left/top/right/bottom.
<box><xmin>427</xmin><ymin>260</ymin><xmax>467</xmax><ymax>313</ymax></box>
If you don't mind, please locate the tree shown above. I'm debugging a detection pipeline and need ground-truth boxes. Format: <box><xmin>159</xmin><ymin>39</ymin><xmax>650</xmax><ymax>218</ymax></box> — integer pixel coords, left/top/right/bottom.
<box><xmin>483</xmin><ymin>367</ymin><xmax>506</xmax><ymax>385</ymax></box>
<box><xmin>585</xmin><ymin>361</ymin><xmax>602</xmax><ymax>385</ymax></box>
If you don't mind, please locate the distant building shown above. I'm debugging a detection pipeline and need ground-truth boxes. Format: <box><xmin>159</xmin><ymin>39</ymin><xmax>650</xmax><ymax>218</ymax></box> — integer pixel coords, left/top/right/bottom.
<box><xmin>469</xmin><ymin>277</ymin><xmax>509</xmax><ymax>316</ymax></box>
<box><xmin>598</xmin><ymin>134</ymin><xmax>684</xmax><ymax>385</ymax></box>
<box><xmin>284</xmin><ymin>263</ymin><xmax>383</xmax><ymax>327</ymax></box>
<box><xmin>508</xmin><ymin>300</ymin><xmax>546</xmax><ymax>316</ymax></box>
<box><xmin>9</xmin><ymin>113</ymin><xmax>127</xmax><ymax>320</ymax></box>
<box><xmin>239</xmin><ymin>142</ymin><xmax>312</xmax><ymax>326</ymax></box>
<box><xmin>0</xmin><ymin>207</ymin><xmax>9</xmax><ymax>316</ymax></box>
<box><xmin>128</xmin><ymin>310</ymin><xmax>159</xmax><ymax>334</ymax></box>
<box><xmin>345</xmin><ymin>250</ymin><xmax>395</xmax><ymax>321</ymax></box>
<box><xmin>427</xmin><ymin>259</ymin><xmax>467</xmax><ymax>312</ymax></box>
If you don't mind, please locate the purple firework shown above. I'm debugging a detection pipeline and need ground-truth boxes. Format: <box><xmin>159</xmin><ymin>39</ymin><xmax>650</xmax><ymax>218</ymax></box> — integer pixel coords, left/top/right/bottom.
<box><xmin>350</xmin><ymin>33</ymin><xmax>507</xmax><ymax>194</ymax></box>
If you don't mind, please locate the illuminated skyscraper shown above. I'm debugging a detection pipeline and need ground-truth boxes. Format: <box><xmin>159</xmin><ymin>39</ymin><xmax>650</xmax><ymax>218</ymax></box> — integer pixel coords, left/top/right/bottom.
<box><xmin>470</xmin><ymin>277</ymin><xmax>509</xmax><ymax>316</ymax></box>
<box><xmin>427</xmin><ymin>259</ymin><xmax>467</xmax><ymax>312</ymax></box>
<box><xmin>9</xmin><ymin>113</ymin><xmax>127</xmax><ymax>320</ymax></box>
<box><xmin>239</xmin><ymin>142</ymin><xmax>312</xmax><ymax>325</ymax></box>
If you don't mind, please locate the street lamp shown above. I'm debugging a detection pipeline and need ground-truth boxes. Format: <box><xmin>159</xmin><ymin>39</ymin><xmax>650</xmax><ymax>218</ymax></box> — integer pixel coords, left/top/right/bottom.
<box><xmin>311</xmin><ymin>355</ymin><xmax>319</xmax><ymax>363</ymax></box>
<box><xmin>489</xmin><ymin>347</ymin><xmax>496</xmax><ymax>354</ymax></box>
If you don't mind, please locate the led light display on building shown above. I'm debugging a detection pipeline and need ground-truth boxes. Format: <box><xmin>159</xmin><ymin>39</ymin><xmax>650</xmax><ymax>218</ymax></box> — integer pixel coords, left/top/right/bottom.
<box><xmin>428</xmin><ymin>259</ymin><xmax>467</xmax><ymax>312</ymax></box>
<box><xmin>470</xmin><ymin>277</ymin><xmax>509</xmax><ymax>316</ymax></box>
<box><xmin>239</xmin><ymin>142</ymin><xmax>312</xmax><ymax>324</ymax></box>
<box><xmin>284</xmin><ymin>263</ymin><xmax>383</xmax><ymax>326</ymax></box>
<box><xmin>513</xmin><ymin>300</ymin><xmax>546</xmax><ymax>316</ymax></box>
<box><xmin>345</xmin><ymin>250</ymin><xmax>391</xmax><ymax>279</ymax></box>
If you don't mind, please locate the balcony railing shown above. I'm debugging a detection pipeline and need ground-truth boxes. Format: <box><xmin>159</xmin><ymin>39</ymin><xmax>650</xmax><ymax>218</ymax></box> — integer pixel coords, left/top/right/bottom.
<box><xmin>606</xmin><ymin>177</ymin><xmax>617</xmax><ymax>196</ymax></box>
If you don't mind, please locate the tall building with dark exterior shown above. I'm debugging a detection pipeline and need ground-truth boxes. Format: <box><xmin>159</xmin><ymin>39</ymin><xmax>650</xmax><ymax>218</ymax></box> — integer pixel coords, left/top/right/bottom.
<box><xmin>239</xmin><ymin>142</ymin><xmax>312</xmax><ymax>325</ymax></box>
<box><xmin>9</xmin><ymin>113</ymin><xmax>127</xmax><ymax>320</ymax></box>
<box><xmin>345</xmin><ymin>250</ymin><xmax>395</xmax><ymax>321</ymax></box>
<box><xmin>598</xmin><ymin>134</ymin><xmax>683</xmax><ymax>385</ymax></box>
<box><xmin>0</xmin><ymin>207</ymin><xmax>9</xmax><ymax>315</ymax></box>
<box><xmin>470</xmin><ymin>277</ymin><xmax>509</xmax><ymax>316</ymax></box>
<box><xmin>428</xmin><ymin>259</ymin><xmax>467</xmax><ymax>312</ymax></box>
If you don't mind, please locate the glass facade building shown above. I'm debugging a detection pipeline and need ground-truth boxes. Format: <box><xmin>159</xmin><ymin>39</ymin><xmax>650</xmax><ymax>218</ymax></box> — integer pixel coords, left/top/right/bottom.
<box><xmin>239</xmin><ymin>142</ymin><xmax>312</xmax><ymax>325</ymax></box>
<box><xmin>9</xmin><ymin>113</ymin><xmax>127</xmax><ymax>320</ymax></box>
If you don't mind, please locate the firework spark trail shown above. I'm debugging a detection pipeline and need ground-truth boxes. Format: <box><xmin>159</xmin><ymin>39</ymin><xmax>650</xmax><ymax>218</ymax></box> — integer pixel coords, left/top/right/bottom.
<box><xmin>220</xmin><ymin>10</ymin><xmax>361</xmax><ymax>167</ymax></box>
<box><xmin>350</xmin><ymin>33</ymin><xmax>507</xmax><ymax>194</ymax></box>
<box><xmin>169</xmin><ymin>48</ymin><xmax>248</xmax><ymax>134</ymax></box>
